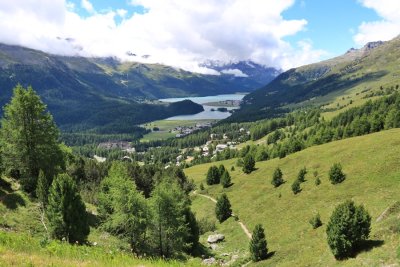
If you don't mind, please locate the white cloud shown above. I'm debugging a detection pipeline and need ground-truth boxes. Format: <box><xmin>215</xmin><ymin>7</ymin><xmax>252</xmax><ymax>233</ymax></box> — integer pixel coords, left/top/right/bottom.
<box><xmin>0</xmin><ymin>0</ymin><xmax>325</xmax><ymax>72</ymax></box>
<box><xmin>81</xmin><ymin>0</ymin><xmax>94</xmax><ymax>13</ymax></box>
<box><xmin>116</xmin><ymin>9</ymin><xmax>127</xmax><ymax>18</ymax></box>
<box><xmin>354</xmin><ymin>0</ymin><xmax>400</xmax><ymax>45</ymax></box>
<box><xmin>221</xmin><ymin>69</ymin><xmax>249</xmax><ymax>77</ymax></box>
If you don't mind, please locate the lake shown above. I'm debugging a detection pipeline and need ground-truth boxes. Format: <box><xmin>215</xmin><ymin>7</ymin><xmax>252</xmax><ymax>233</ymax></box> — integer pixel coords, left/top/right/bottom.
<box><xmin>159</xmin><ymin>94</ymin><xmax>245</xmax><ymax>120</ymax></box>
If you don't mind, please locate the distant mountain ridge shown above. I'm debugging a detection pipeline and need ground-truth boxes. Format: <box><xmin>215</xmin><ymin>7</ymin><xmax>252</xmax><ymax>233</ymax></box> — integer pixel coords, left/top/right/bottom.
<box><xmin>230</xmin><ymin>36</ymin><xmax>400</xmax><ymax>122</ymax></box>
<box><xmin>0</xmin><ymin>43</ymin><xmax>280</xmax><ymax>131</ymax></box>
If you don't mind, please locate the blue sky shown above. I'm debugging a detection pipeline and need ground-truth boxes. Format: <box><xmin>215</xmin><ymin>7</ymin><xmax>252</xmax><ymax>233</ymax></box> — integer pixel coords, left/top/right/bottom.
<box><xmin>283</xmin><ymin>0</ymin><xmax>381</xmax><ymax>57</ymax></box>
<box><xmin>0</xmin><ymin>0</ymin><xmax>398</xmax><ymax>72</ymax></box>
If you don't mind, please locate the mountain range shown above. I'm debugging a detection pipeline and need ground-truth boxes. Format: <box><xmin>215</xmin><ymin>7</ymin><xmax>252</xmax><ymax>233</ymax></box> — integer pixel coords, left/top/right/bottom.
<box><xmin>231</xmin><ymin>36</ymin><xmax>400</xmax><ymax>121</ymax></box>
<box><xmin>0</xmin><ymin>43</ymin><xmax>279</xmax><ymax>131</ymax></box>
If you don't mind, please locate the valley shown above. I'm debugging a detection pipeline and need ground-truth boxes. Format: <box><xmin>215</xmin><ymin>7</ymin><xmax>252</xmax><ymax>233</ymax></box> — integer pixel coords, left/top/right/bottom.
<box><xmin>1</xmin><ymin>3</ymin><xmax>400</xmax><ymax>266</ymax></box>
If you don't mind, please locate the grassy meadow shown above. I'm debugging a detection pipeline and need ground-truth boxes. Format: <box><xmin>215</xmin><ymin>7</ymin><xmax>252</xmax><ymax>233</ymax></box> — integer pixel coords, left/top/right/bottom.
<box><xmin>185</xmin><ymin>129</ymin><xmax>400</xmax><ymax>266</ymax></box>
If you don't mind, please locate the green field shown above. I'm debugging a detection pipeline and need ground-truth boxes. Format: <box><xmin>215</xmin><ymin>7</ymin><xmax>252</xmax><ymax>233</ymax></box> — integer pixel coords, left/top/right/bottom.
<box><xmin>185</xmin><ymin>129</ymin><xmax>400</xmax><ymax>266</ymax></box>
<box><xmin>140</xmin><ymin>119</ymin><xmax>216</xmax><ymax>142</ymax></box>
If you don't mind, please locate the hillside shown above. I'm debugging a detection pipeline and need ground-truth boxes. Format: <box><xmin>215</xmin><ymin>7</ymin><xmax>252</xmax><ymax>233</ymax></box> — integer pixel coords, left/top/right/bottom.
<box><xmin>230</xmin><ymin>36</ymin><xmax>400</xmax><ymax>122</ymax></box>
<box><xmin>185</xmin><ymin>129</ymin><xmax>400</xmax><ymax>266</ymax></box>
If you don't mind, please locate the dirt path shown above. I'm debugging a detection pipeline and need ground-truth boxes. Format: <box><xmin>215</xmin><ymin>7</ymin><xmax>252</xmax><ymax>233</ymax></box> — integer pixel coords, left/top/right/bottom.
<box><xmin>193</xmin><ymin>191</ymin><xmax>252</xmax><ymax>239</ymax></box>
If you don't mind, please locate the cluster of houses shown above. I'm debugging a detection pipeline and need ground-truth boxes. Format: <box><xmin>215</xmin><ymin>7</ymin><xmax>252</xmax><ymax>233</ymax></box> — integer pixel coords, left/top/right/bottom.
<box><xmin>174</xmin><ymin>122</ymin><xmax>213</xmax><ymax>138</ymax></box>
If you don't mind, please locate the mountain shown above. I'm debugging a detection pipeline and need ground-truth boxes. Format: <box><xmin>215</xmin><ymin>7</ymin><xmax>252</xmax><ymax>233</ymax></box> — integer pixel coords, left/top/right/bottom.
<box><xmin>230</xmin><ymin>36</ymin><xmax>400</xmax><ymax>122</ymax></box>
<box><xmin>0</xmin><ymin>43</ymin><xmax>279</xmax><ymax>131</ymax></box>
<box><xmin>201</xmin><ymin>60</ymin><xmax>281</xmax><ymax>91</ymax></box>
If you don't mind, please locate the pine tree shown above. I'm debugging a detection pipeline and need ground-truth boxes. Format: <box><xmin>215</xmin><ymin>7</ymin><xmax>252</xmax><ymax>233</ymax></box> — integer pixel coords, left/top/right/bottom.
<box><xmin>297</xmin><ymin>167</ymin><xmax>307</xmax><ymax>183</ymax></box>
<box><xmin>36</xmin><ymin>170</ymin><xmax>49</xmax><ymax>207</ymax></box>
<box><xmin>249</xmin><ymin>224</ymin><xmax>268</xmax><ymax>262</ymax></box>
<box><xmin>326</xmin><ymin>200</ymin><xmax>371</xmax><ymax>259</ymax></box>
<box><xmin>329</xmin><ymin>163</ymin><xmax>346</xmax><ymax>184</ymax></box>
<box><xmin>206</xmin><ymin>165</ymin><xmax>220</xmax><ymax>185</ymax></box>
<box><xmin>46</xmin><ymin>173</ymin><xmax>89</xmax><ymax>243</ymax></box>
<box><xmin>221</xmin><ymin>170</ymin><xmax>231</xmax><ymax>188</ymax></box>
<box><xmin>242</xmin><ymin>154</ymin><xmax>255</xmax><ymax>174</ymax></box>
<box><xmin>291</xmin><ymin>179</ymin><xmax>301</xmax><ymax>194</ymax></box>
<box><xmin>215</xmin><ymin>193</ymin><xmax>232</xmax><ymax>223</ymax></box>
<box><xmin>218</xmin><ymin>164</ymin><xmax>226</xmax><ymax>177</ymax></box>
<box><xmin>0</xmin><ymin>85</ymin><xmax>64</xmax><ymax>193</ymax></box>
<box><xmin>271</xmin><ymin>167</ymin><xmax>284</xmax><ymax>187</ymax></box>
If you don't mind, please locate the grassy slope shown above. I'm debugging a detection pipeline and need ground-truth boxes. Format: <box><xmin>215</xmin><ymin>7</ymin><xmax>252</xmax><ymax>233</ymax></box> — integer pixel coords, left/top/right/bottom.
<box><xmin>185</xmin><ymin>129</ymin><xmax>400</xmax><ymax>266</ymax></box>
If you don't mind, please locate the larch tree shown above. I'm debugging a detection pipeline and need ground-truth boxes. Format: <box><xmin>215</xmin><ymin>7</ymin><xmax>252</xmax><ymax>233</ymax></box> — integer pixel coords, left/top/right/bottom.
<box><xmin>0</xmin><ymin>85</ymin><xmax>64</xmax><ymax>193</ymax></box>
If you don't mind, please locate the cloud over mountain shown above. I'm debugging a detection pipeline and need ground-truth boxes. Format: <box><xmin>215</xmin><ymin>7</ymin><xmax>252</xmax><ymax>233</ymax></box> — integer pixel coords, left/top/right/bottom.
<box><xmin>0</xmin><ymin>0</ymin><xmax>326</xmax><ymax>72</ymax></box>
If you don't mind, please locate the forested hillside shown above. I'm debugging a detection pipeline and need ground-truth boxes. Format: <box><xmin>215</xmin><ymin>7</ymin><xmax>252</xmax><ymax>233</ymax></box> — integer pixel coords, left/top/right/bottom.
<box><xmin>231</xmin><ymin>37</ymin><xmax>400</xmax><ymax>122</ymax></box>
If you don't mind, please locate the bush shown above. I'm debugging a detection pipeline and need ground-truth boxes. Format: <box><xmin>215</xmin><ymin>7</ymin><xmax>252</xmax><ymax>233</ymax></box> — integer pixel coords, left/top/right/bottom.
<box><xmin>315</xmin><ymin>177</ymin><xmax>321</xmax><ymax>186</ymax></box>
<box><xmin>199</xmin><ymin>182</ymin><xmax>205</xmax><ymax>191</ymax></box>
<box><xmin>329</xmin><ymin>163</ymin><xmax>346</xmax><ymax>184</ymax></box>
<box><xmin>326</xmin><ymin>200</ymin><xmax>371</xmax><ymax>259</ymax></box>
<box><xmin>215</xmin><ymin>193</ymin><xmax>232</xmax><ymax>223</ymax></box>
<box><xmin>249</xmin><ymin>224</ymin><xmax>268</xmax><ymax>262</ymax></box>
<box><xmin>309</xmin><ymin>213</ymin><xmax>322</xmax><ymax>229</ymax></box>
<box><xmin>271</xmin><ymin>167</ymin><xmax>284</xmax><ymax>188</ymax></box>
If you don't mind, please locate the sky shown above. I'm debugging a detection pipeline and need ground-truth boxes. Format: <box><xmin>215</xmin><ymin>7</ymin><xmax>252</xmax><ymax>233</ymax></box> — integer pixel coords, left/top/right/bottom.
<box><xmin>0</xmin><ymin>0</ymin><xmax>399</xmax><ymax>74</ymax></box>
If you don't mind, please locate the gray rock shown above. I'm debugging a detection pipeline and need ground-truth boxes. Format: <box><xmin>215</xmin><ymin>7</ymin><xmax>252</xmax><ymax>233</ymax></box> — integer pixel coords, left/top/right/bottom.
<box><xmin>210</xmin><ymin>243</ymin><xmax>218</xmax><ymax>250</ymax></box>
<box><xmin>202</xmin><ymin>257</ymin><xmax>216</xmax><ymax>265</ymax></box>
<box><xmin>207</xmin><ymin>233</ymin><xmax>225</xmax><ymax>243</ymax></box>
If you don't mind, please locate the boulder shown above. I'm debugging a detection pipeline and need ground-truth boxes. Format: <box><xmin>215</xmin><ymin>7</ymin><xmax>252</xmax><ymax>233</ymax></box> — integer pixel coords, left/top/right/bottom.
<box><xmin>207</xmin><ymin>233</ymin><xmax>225</xmax><ymax>243</ymax></box>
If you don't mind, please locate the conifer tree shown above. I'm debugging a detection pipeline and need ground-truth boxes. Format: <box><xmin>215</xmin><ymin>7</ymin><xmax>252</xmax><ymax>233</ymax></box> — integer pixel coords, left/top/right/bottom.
<box><xmin>329</xmin><ymin>163</ymin><xmax>346</xmax><ymax>184</ymax></box>
<box><xmin>249</xmin><ymin>224</ymin><xmax>268</xmax><ymax>262</ymax></box>
<box><xmin>98</xmin><ymin>162</ymin><xmax>150</xmax><ymax>254</ymax></box>
<box><xmin>151</xmin><ymin>180</ymin><xmax>192</xmax><ymax>258</ymax></box>
<box><xmin>0</xmin><ymin>85</ymin><xmax>64</xmax><ymax>192</ymax></box>
<box><xmin>297</xmin><ymin>167</ymin><xmax>307</xmax><ymax>183</ymax></box>
<box><xmin>206</xmin><ymin>165</ymin><xmax>220</xmax><ymax>185</ymax></box>
<box><xmin>242</xmin><ymin>154</ymin><xmax>255</xmax><ymax>174</ymax></box>
<box><xmin>215</xmin><ymin>193</ymin><xmax>232</xmax><ymax>223</ymax></box>
<box><xmin>36</xmin><ymin>170</ymin><xmax>49</xmax><ymax>207</ymax></box>
<box><xmin>221</xmin><ymin>170</ymin><xmax>231</xmax><ymax>188</ymax></box>
<box><xmin>271</xmin><ymin>167</ymin><xmax>284</xmax><ymax>187</ymax></box>
<box><xmin>326</xmin><ymin>200</ymin><xmax>371</xmax><ymax>259</ymax></box>
<box><xmin>291</xmin><ymin>179</ymin><xmax>301</xmax><ymax>194</ymax></box>
<box><xmin>46</xmin><ymin>173</ymin><xmax>89</xmax><ymax>243</ymax></box>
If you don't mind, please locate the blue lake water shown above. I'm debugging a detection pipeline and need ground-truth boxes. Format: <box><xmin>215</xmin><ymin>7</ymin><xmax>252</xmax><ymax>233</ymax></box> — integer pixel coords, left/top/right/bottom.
<box><xmin>159</xmin><ymin>94</ymin><xmax>245</xmax><ymax>120</ymax></box>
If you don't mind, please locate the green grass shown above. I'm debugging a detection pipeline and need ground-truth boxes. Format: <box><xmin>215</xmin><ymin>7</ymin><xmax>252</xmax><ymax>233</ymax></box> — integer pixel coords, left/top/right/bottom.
<box><xmin>186</xmin><ymin>129</ymin><xmax>400</xmax><ymax>266</ymax></box>
<box><xmin>0</xmin><ymin>231</ymin><xmax>198</xmax><ymax>267</ymax></box>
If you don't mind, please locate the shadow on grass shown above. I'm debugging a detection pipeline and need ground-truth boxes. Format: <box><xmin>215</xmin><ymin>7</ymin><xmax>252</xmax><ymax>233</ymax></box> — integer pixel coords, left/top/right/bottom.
<box><xmin>267</xmin><ymin>251</ymin><xmax>276</xmax><ymax>259</ymax></box>
<box><xmin>87</xmin><ymin>211</ymin><xmax>100</xmax><ymax>227</ymax></box>
<box><xmin>192</xmin><ymin>243</ymin><xmax>214</xmax><ymax>259</ymax></box>
<box><xmin>336</xmin><ymin>240</ymin><xmax>385</xmax><ymax>260</ymax></box>
<box><xmin>353</xmin><ymin>240</ymin><xmax>384</xmax><ymax>257</ymax></box>
<box><xmin>2</xmin><ymin>192</ymin><xmax>26</xmax><ymax>210</ymax></box>
<box><xmin>0</xmin><ymin>177</ymin><xmax>13</xmax><ymax>193</ymax></box>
